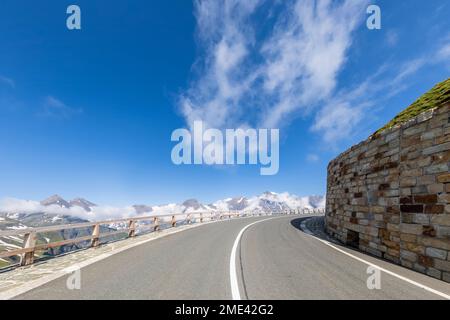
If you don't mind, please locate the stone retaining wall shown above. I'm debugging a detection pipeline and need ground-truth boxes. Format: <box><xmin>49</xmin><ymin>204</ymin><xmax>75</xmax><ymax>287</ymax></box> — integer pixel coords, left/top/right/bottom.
<box><xmin>325</xmin><ymin>103</ymin><xmax>450</xmax><ymax>282</ymax></box>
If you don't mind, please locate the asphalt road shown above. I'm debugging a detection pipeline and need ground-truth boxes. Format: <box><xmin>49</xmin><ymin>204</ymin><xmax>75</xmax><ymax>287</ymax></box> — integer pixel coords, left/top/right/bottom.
<box><xmin>15</xmin><ymin>215</ymin><xmax>450</xmax><ymax>300</ymax></box>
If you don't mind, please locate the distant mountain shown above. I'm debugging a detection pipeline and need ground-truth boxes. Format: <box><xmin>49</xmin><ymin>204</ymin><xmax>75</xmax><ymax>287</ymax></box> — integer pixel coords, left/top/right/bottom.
<box><xmin>39</xmin><ymin>195</ymin><xmax>97</xmax><ymax>212</ymax></box>
<box><xmin>182</xmin><ymin>199</ymin><xmax>211</xmax><ymax>212</ymax></box>
<box><xmin>210</xmin><ymin>192</ymin><xmax>324</xmax><ymax>213</ymax></box>
<box><xmin>40</xmin><ymin>194</ymin><xmax>71</xmax><ymax>209</ymax></box>
<box><xmin>146</xmin><ymin>192</ymin><xmax>324</xmax><ymax>216</ymax></box>
<box><xmin>1</xmin><ymin>195</ymin><xmax>112</xmax><ymax>268</ymax></box>
<box><xmin>0</xmin><ymin>192</ymin><xmax>324</xmax><ymax>268</ymax></box>
<box><xmin>1</xmin><ymin>192</ymin><xmax>324</xmax><ymax>225</ymax></box>
<box><xmin>69</xmin><ymin>198</ymin><xmax>97</xmax><ymax>212</ymax></box>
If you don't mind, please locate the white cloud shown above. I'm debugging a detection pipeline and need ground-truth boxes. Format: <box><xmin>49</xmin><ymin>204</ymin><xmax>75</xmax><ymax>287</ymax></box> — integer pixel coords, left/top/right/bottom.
<box><xmin>437</xmin><ymin>43</ymin><xmax>450</xmax><ymax>61</ymax></box>
<box><xmin>0</xmin><ymin>75</ymin><xmax>15</xmax><ymax>88</ymax></box>
<box><xmin>0</xmin><ymin>198</ymin><xmax>136</xmax><ymax>222</ymax></box>
<box><xmin>260</xmin><ymin>0</ymin><xmax>368</xmax><ymax>127</ymax></box>
<box><xmin>306</xmin><ymin>153</ymin><xmax>320</xmax><ymax>163</ymax></box>
<box><xmin>181</xmin><ymin>0</ymin><xmax>369</xmax><ymax>132</ymax></box>
<box><xmin>41</xmin><ymin>96</ymin><xmax>82</xmax><ymax>119</ymax></box>
<box><xmin>310</xmin><ymin>58</ymin><xmax>428</xmax><ymax>143</ymax></box>
<box><xmin>386</xmin><ymin>30</ymin><xmax>399</xmax><ymax>47</ymax></box>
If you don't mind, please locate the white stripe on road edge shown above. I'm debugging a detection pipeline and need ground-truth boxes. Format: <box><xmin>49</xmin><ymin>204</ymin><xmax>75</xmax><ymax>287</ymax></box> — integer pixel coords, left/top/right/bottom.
<box><xmin>301</xmin><ymin>219</ymin><xmax>450</xmax><ymax>300</ymax></box>
<box><xmin>230</xmin><ymin>217</ymin><xmax>277</xmax><ymax>300</ymax></box>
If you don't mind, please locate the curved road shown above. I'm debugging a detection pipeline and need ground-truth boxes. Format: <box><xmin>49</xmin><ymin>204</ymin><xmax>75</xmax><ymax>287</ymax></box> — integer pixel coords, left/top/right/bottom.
<box><xmin>15</xmin><ymin>215</ymin><xmax>450</xmax><ymax>300</ymax></box>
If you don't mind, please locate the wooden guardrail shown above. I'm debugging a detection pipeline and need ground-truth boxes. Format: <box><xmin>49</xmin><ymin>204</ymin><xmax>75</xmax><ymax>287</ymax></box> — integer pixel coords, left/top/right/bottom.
<box><xmin>0</xmin><ymin>208</ymin><xmax>325</xmax><ymax>266</ymax></box>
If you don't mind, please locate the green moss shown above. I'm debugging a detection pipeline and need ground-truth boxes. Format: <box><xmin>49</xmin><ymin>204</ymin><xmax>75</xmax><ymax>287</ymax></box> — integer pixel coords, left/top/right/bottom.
<box><xmin>375</xmin><ymin>77</ymin><xmax>450</xmax><ymax>134</ymax></box>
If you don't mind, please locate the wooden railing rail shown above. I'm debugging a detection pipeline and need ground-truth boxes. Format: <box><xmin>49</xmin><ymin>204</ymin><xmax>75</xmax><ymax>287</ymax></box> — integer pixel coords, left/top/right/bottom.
<box><xmin>0</xmin><ymin>208</ymin><xmax>325</xmax><ymax>266</ymax></box>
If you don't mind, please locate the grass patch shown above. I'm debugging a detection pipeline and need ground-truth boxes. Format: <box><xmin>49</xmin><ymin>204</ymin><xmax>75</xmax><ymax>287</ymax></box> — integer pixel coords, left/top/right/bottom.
<box><xmin>375</xmin><ymin>77</ymin><xmax>450</xmax><ymax>134</ymax></box>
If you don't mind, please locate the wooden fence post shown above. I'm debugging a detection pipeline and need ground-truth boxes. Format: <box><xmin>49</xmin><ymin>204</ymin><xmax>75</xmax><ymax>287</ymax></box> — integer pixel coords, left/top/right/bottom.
<box><xmin>91</xmin><ymin>224</ymin><xmax>100</xmax><ymax>247</ymax></box>
<box><xmin>20</xmin><ymin>231</ymin><xmax>36</xmax><ymax>266</ymax></box>
<box><xmin>128</xmin><ymin>219</ymin><xmax>136</xmax><ymax>238</ymax></box>
<box><xmin>171</xmin><ymin>215</ymin><xmax>176</xmax><ymax>227</ymax></box>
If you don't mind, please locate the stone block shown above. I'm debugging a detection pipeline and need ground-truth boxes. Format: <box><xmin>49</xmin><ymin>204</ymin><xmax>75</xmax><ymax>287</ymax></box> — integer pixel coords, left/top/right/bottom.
<box><xmin>400</xmin><ymin>177</ymin><xmax>416</xmax><ymax>188</ymax></box>
<box><xmin>437</xmin><ymin>173</ymin><xmax>450</xmax><ymax>183</ymax></box>
<box><xmin>438</xmin><ymin>193</ymin><xmax>450</xmax><ymax>203</ymax></box>
<box><xmin>425</xmin><ymin>163</ymin><xmax>449</xmax><ymax>174</ymax></box>
<box><xmin>427</xmin><ymin>268</ymin><xmax>442</xmax><ymax>280</ymax></box>
<box><xmin>428</xmin><ymin>183</ymin><xmax>444</xmax><ymax>194</ymax></box>
<box><xmin>431</xmin><ymin>214</ymin><xmax>450</xmax><ymax>226</ymax></box>
<box><xmin>403</xmin><ymin>242</ymin><xmax>425</xmax><ymax>254</ymax></box>
<box><xmin>417</xmin><ymin>175</ymin><xmax>435</xmax><ymax>185</ymax></box>
<box><xmin>426</xmin><ymin>247</ymin><xmax>447</xmax><ymax>260</ymax></box>
<box><xmin>413</xmin><ymin>194</ymin><xmax>438</xmax><ymax>204</ymax></box>
<box><xmin>400</xmin><ymin>223</ymin><xmax>423</xmax><ymax>235</ymax></box>
<box><xmin>424</xmin><ymin>205</ymin><xmax>444</xmax><ymax>214</ymax></box>
<box><xmin>401</xmin><ymin>250</ymin><xmax>418</xmax><ymax>262</ymax></box>
<box><xmin>434</xmin><ymin>259</ymin><xmax>450</xmax><ymax>272</ymax></box>
<box><xmin>419</xmin><ymin>237</ymin><xmax>450</xmax><ymax>250</ymax></box>
<box><xmin>422</xmin><ymin>142</ymin><xmax>450</xmax><ymax>155</ymax></box>
<box><xmin>443</xmin><ymin>272</ymin><xmax>450</xmax><ymax>283</ymax></box>
<box><xmin>400</xmin><ymin>233</ymin><xmax>416</xmax><ymax>242</ymax></box>
<box><xmin>422</xmin><ymin>225</ymin><xmax>436</xmax><ymax>237</ymax></box>
<box><xmin>400</xmin><ymin>205</ymin><xmax>423</xmax><ymax>213</ymax></box>
<box><xmin>411</xmin><ymin>185</ymin><xmax>428</xmax><ymax>194</ymax></box>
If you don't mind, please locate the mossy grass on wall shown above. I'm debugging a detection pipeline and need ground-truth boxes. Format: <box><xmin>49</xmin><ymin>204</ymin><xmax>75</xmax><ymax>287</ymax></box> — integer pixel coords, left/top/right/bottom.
<box><xmin>376</xmin><ymin>77</ymin><xmax>450</xmax><ymax>135</ymax></box>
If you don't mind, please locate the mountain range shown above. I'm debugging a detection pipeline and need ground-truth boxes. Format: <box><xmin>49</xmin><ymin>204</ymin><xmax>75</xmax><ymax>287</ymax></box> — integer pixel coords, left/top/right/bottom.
<box><xmin>0</xmin><ymin>191</ymin><xmax>324</xmax><ymax>228</ymax></box>
<box><xmin>0</xmin><ymin>192</ymin><xmax>324</xmax><ymax>268</ymax></box>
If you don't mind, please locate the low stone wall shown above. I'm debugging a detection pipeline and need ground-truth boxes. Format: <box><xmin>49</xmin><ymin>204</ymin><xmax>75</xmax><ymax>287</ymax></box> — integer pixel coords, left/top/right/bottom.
<box><xmin>325</xmin><ymin>103</ymin><xmax>450</xmax><ymax>282</ymax></box>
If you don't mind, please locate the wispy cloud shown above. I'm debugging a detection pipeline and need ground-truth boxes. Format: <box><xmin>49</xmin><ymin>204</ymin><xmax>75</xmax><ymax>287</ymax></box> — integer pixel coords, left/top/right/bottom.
<box><xmin>306</xmin><ymin>153</ymin><xmax>319</xmax><ymax>163</ymax></box>
<box><xmin>0</xmin><ymin>75</ymin><xmax>15</xmax><ymax>88</ymax></box>
<box><xmin>311</xmin><ymin>38</ymin><xmax>450</xmax><ymax>145</ymax></box>
<box><xmin>436</xmin><ymin>37</ymin><xmax>450</xmax><ymax>62</ymax></box>
<box><xmin>386</xmin><ymin>30</ymin><xmax>399</xmax><ymax>47</ymax></box>
<box><xmin>180</xmin><ymin>0</ymin><xmax>369</xmax><ymax>131</ymax></box>
<box><xmin>259</xmin><ymin>0</ymin><xmax>368</xmax><ymax>128</ymax></box>
<box><xmin>311</xmin><ymin>58</ymin><xmax>425</xmax><ymax>143</ymax></box>
<box><xmin>41</xmin><ymin>96</ymin><xmax>82</xmax><ymax>119</ymax></box>
<box><xmin>181</xmin><ymin>0</ymin><xmax>449</xmax><ymax>148</ymax></box>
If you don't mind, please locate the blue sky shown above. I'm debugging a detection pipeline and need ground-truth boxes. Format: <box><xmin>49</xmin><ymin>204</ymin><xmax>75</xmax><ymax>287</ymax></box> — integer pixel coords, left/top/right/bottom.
<box><xmin>0</xmin><ymin>0</ymin><xmax>449</xmax><ymax>206</ymax></box>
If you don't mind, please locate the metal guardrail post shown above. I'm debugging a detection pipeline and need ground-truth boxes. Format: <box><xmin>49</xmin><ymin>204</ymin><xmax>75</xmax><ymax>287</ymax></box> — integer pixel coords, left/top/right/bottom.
<box><xmin>91</xmin><ymin>224</ymin><xmax>100</xmax><ymax>247</ymax></box>
<box><xmin>20</xmin><ymin>231</ymin><xmax>36</xmax><ymax>266</ymax></box>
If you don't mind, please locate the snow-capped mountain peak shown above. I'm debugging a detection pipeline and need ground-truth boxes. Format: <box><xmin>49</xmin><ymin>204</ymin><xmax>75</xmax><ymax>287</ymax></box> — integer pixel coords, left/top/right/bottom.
<box><xmin>40</xmin><ymin>195</ymin><xmax>71</xmax><ymax>209</ymax></box>
<box><xmin>69</xmin><ymin>198</ymin><xmax>97</xmax><ymax>212</ymax></box>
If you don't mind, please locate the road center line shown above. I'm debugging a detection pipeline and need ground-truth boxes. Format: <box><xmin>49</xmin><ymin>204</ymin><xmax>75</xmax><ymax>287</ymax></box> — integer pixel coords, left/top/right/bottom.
<box><xmin>229</xmin><ymin>217</ymin><xmax>278</xmax><ymax>300</ymax></box>
<box><xmin>301</xmin><ymin>219</ymin><xmax>450</xmax><ymax>300</ymax></box>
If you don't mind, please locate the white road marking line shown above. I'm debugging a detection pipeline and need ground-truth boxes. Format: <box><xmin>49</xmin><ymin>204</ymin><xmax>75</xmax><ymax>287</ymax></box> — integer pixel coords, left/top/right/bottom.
<box><xmin>301</xmin><ymin>219</ymin><xmax>450</xmax><ymax>300</ymax></box>
<box><xmin>230</xmin><ymin>217</ymin><xmax>278</xmax><ymax>300</ymax></box>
